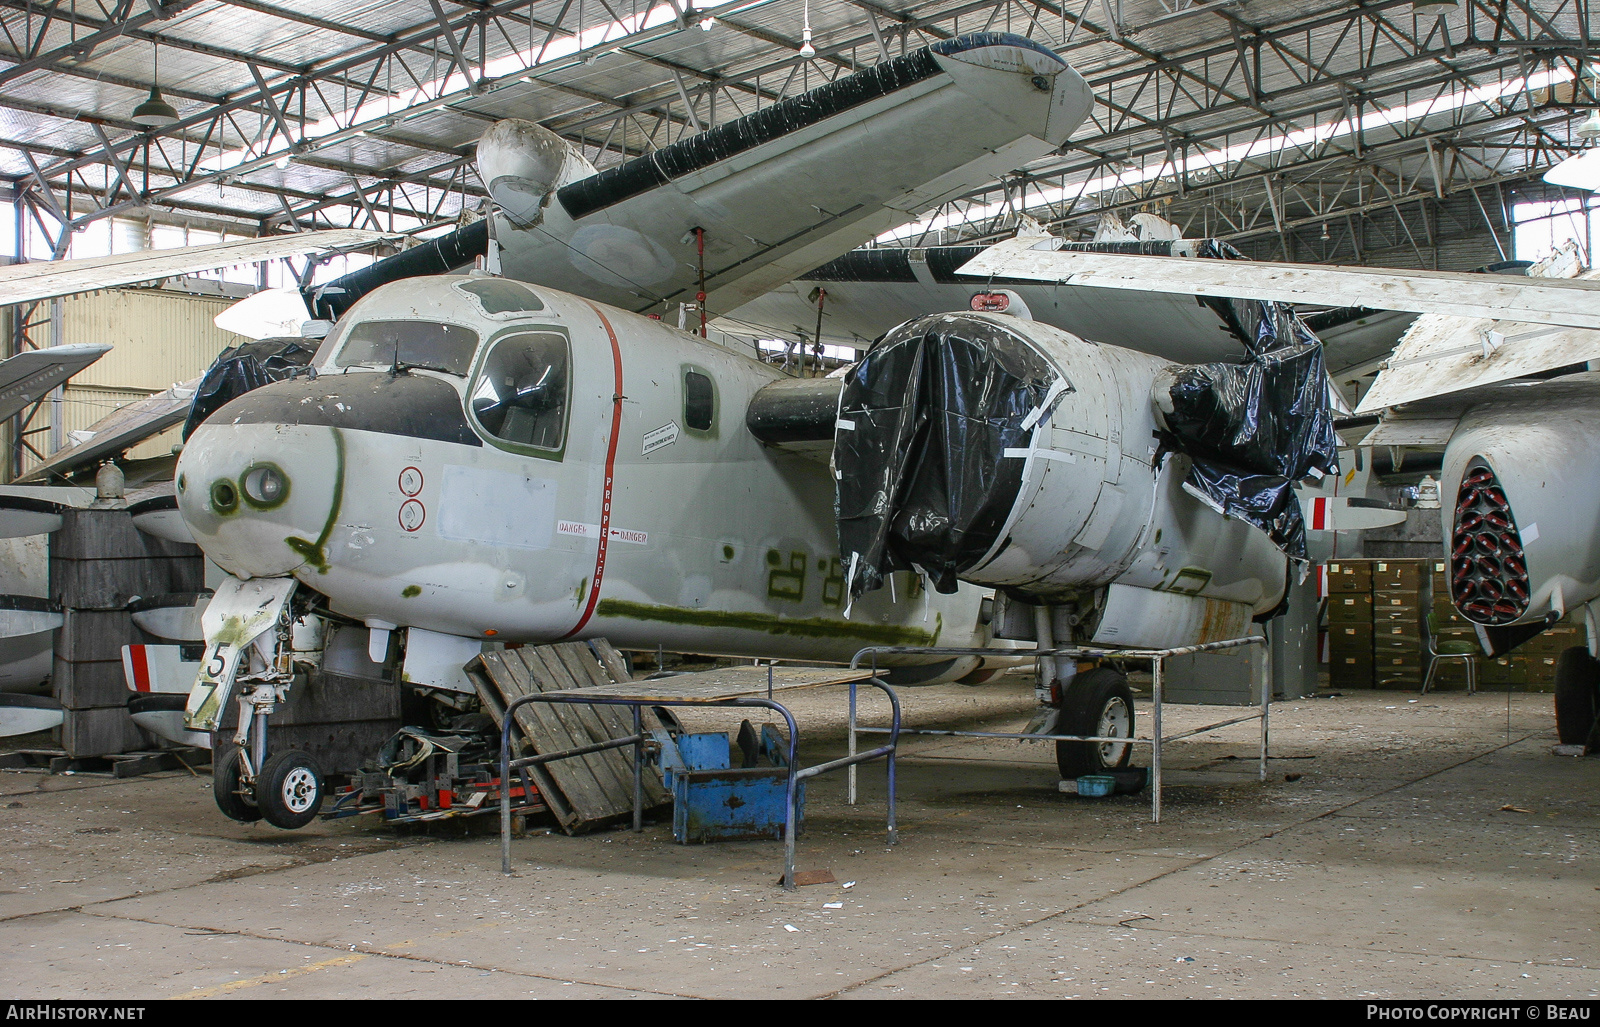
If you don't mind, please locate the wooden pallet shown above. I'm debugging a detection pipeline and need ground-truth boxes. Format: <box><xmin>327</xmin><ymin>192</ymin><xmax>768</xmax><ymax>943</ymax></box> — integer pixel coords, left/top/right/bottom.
<box><xmin>467</xmin><ymin>640</ymin><xmax>669</xmax><ymax>835</ymax></box>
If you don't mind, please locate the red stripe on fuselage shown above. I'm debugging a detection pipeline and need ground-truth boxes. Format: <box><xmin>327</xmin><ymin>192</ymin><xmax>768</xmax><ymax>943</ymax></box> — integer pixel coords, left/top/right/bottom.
<box><xmin>559</xmin><ymin>301</ymin><xmax>626</xmax><ymax>640</ymax></box>
<box><xmin>129</xmin><ymin>645</ymin><xmax>150</xmax><ymax>692</ymax></box>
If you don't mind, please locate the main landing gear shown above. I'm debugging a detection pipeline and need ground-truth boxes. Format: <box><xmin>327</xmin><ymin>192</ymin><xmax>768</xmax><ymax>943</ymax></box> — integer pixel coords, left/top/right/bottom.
<box><xmin>1054</xmin><ymin>666</ymin><xmax>1136</xmax><ymax>779</ymax></box>
<box><xmin>1554</xmin><ymin>646</ymin><xmax>1600</xmax><ymax>751</ymax></box>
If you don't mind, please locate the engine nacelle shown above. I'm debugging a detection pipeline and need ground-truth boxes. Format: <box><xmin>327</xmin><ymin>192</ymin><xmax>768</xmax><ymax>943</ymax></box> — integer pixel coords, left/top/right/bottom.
<box><xmin>1441</xmin><ymin>376</ymin><xmax>1600</xmax><ymax>627</ymax></box>
<box><xmin>476</xmin><ymin>119</ymin><xmax>597</xmax><ymax>227</ymax></box>
<box><xmin>833</xmin><ymin>312</ymin><xmax>1289</xmax><ymax>649</ymax></box>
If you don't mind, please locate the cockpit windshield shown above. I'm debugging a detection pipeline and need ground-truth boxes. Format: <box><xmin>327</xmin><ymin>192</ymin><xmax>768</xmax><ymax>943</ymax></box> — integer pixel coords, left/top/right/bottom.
<box><xmin>331</xmin><ymin>320</ymin><xmax>479</xmax><ymax>376</ymax></box>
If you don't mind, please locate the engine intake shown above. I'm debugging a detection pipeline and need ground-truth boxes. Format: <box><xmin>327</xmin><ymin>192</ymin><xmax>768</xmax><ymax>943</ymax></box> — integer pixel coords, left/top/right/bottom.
<box><xmin>1450</xmin><ymin>459</ymin><xmax>1530</xmax><ymax>625</ymax></box>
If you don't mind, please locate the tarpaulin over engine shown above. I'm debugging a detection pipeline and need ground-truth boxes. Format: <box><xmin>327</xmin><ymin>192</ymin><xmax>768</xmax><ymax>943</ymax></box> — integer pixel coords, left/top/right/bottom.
<box><xmin>183</xmin><ymin>336</ymin><xmax>318</xmax><ymax>440</ymax></box>
<box><xmin>1153</xmin><ymin>239</ymin><xmax>1339</xmax><ymax>561</ymax></box>
<box><xmin>836</xmin><ymin>313</ymin><xmax>1057</xmax><ymax>598</ymax></box>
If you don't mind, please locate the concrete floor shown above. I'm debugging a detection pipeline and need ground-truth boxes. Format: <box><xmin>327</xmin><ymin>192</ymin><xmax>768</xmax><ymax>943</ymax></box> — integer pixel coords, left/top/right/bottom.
<box><xmin>2</xmin><ymin>679</ymin><xmax>1597</xmax><ymax>999</ymax></box>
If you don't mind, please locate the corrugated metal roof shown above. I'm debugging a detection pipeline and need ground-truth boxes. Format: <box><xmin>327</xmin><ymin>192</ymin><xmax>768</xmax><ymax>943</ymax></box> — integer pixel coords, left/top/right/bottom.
<box><xmin>0</xmin><ymin>0</ymin><xmax>1586</xmax><ymax>268</ymax></box>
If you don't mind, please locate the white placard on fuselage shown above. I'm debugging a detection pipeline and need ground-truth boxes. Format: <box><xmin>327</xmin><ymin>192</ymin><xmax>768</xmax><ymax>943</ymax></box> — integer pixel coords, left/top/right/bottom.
<box><xmin>438</xmin><ymin>464</ymin><xmax>558</xmax><ymax>549</ymax></box>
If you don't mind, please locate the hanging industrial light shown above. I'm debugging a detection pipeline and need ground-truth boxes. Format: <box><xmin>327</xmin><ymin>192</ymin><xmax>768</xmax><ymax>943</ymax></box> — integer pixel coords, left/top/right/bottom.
<box><xmin>798</xmin><ymin>0</ymin><xmax>816</xmax><ymax>56</ymax></box>
<box><xmin>1579</xmin><ymin>109</ymin><xmax>1600</xmax><ymax>142</ymax></box>
<box><xmin>131</xmin><ymin>87</ymin><xmax>179</xmax><ymax>127</ymax></box>
<box><xmin>1411</xmin><ymin>0</ymin><xmax>1459</xmax><ymax>20</ymax></box>
<box><xmin>131</xmin><ymin>42</ymin><xmax>178</xmax><ymax>127</ymax></box>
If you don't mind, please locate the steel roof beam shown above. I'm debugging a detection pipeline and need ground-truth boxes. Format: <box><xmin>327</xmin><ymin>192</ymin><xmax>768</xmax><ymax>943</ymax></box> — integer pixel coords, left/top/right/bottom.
<box><xmin>0</xmin><ymin>0</ymin><xmax>204</xmax><ymax>90</ymax></box>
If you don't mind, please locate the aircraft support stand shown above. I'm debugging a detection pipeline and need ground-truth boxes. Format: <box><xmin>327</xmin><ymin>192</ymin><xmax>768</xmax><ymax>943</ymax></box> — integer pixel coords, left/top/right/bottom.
<box><xmin>850</xmin><ymin>636</ymin><xmax>1269</xmax><ymax>825</ymax></box>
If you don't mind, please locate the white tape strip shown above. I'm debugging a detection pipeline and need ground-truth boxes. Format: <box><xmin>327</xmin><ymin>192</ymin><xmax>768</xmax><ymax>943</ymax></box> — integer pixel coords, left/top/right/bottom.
<box><xmin>1021</xmin><ymin>378</ymin><xmax>1070</xmax><ymax>431</ymax></box>
<box><xmin>835</xmin><ymin>419</ymin><xmax>856</xmax><ymax>431</ymax></box>
<box><xmin>1006</xmin><ymin>447</ymin><xmax>1076</xmax><ymax>464</ymax></box>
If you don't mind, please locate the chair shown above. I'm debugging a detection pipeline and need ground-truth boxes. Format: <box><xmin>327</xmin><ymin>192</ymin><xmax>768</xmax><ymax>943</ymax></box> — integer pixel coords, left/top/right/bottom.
<box><xmin>1421</xmin><ymin>610</ymin><xmax>1479</xmax><ymax>695</ymax></box>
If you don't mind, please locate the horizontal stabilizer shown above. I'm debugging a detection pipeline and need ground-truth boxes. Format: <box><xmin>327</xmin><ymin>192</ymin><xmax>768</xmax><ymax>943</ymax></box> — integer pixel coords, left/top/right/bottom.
<box><xmin>0</xmin><ymin>344</ymin><xmax>109</xmax><ymax>422</ymax></box>
<box><xmin>1304</xmin><ymin>495</ymin><xmax>1407</xmax><ymax>532</ymax></box>
<box><xmin>0</xmin><ymin>229</ymin><xmax>392</xmax><ymax>308</ymax></box>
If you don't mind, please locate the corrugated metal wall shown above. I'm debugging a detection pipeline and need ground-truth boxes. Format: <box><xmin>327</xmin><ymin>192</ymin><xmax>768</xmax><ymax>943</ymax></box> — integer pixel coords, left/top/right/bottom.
<box><xmin>60</xmin><ymin>288</ymin><xmax>235</xmax><ymax>391</ymax></box>
<box><xmin>13</xmin><ymin>288</ymin><xmax>238</xmax><ymax>476</ymax></box>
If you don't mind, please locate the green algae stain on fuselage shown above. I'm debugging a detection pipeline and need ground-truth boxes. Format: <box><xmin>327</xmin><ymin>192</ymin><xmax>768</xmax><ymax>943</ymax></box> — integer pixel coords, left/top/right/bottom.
<box><xmin>594</xmin><ymin>599</ymin><xmax>941</xmax><ymax>646</ymax></box>
<box><xmin>283</xmin><ymin>427</ymin><xmax>347</xmax><ymax>575</ymax></box>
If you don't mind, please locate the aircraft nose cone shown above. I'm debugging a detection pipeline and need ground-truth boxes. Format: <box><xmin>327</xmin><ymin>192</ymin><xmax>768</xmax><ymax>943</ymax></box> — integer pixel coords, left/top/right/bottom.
<box><xmin>176</xmin><ymin>420</ymin><xmax>343</xmax><ymax>578</ymax></box>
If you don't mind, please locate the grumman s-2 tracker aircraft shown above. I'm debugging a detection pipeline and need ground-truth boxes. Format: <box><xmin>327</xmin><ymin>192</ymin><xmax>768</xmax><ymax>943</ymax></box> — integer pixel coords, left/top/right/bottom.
<box><xmin>153</xmin><ymin>32</ymin><xmax>1355</xmax><ymax>828</ymax></box>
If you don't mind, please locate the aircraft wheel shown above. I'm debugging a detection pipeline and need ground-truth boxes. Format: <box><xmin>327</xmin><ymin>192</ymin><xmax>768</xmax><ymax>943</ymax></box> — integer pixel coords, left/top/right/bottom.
<box><xmin>1553</xmin><ymin>646</ymin><xmax>1600</xmax><ymax>747</ymax></box>
<box><xmin>255</xmin><ymin>750</ymin><xmax>325</xmax><ymax>829</ymax></box>
<box><xmin>212</xmin><ymin>747</ymin><xmax>262</xmax><ymax>823</ymax></box>
<box><xmin>1055</xmin><ymin>667</ymin><xmax>1135</xmax><ymax>779</ymax></box>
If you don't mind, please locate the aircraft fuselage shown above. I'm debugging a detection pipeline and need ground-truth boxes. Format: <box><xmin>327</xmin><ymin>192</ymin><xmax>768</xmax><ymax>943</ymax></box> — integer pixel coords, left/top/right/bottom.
<box><xmin>177</xmin><ymin>273</ymin><xmax>987</xmax><ymax>663</ymax></box>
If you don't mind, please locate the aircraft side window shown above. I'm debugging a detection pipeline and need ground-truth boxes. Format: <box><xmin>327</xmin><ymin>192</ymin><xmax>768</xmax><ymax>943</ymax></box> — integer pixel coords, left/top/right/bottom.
<box><xmin>470</xmin><ymin>332</ymin><xmax>569</xmax><ymax>452</ymax></box>
<box><xmin>684</xmin><ymin>370</ymin><xmax>714</xmax><ymax>432</ymax></box>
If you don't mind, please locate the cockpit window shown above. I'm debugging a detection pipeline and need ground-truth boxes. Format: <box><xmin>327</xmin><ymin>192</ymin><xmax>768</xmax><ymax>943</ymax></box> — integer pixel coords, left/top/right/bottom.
<box><xmin>456</xmin><ymin>279</ymin><xmax>545</xmax><ymax>314</ymax></box>
<box><xmin>469</xmin><ymin>332</ymin><xmax>568</xmax><ymax>452</ymax></box>
<box><xmin>332</xmin><ymin>320</ymin><xmax>479</xmax><ymax>376</ymax></box>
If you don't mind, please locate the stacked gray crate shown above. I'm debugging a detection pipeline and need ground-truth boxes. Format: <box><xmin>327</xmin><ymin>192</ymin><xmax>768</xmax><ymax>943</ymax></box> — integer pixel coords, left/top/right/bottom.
<box><xmin>51</xmin><ymin>506</ymin><xmax>205</xmax><ymax>756</ymax></box>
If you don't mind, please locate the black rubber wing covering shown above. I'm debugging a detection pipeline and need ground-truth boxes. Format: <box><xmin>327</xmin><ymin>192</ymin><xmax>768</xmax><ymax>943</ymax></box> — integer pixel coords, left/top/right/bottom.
<box><xmin>1155</xmin><ymin>239</ymin><xmax>1339</xmax><ymax>561</ymax></box>
<box><xmin>182</xmin><ymin>336</ymin><xmax>319</xmax><ymax>440</ymax></box>
<box><xmin>836</xmin><ymin>313</ymin><xmax>1056</xmax><ymax>598</ymax></box>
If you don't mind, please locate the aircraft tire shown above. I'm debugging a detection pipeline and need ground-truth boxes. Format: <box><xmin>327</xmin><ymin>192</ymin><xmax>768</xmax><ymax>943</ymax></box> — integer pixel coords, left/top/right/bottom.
<box><xmin>1055</xmin><ymin>667</ymin><xmax>1135</xmax><ymax>779</ymax></box>
<box><xmin>256</xmin><ymin>750</ymin><xmax>326</xmax><ymax>829</ymax></box>
<box><xmin>1553</xmin><ymin>646</ymin><xmax>1600</xmax><ymax>747</ymax></box>
<box><xmin>213</xmin><ymin>747</ymin><xmax>262</xmax><ymax>823</ymax></box>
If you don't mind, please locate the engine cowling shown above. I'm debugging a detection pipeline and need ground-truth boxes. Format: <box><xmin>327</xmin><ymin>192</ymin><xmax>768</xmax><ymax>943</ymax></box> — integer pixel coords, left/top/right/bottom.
<box><xmin>831</xmin><ymin>312</ymin><xmax>1289</xmax><ymax>646</ymax></box>
<box><xmin>1441</xmin><ymin>376</ymin><xmax>1600</xmax><ymax>627</ymax></box>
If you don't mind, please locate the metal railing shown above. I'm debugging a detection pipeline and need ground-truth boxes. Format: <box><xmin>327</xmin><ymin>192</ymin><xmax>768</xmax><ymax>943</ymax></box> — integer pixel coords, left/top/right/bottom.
<box><xmin>498</xmin><ymin>680</ymin><xmax>903</xmax><ymax>890</ymax></box>
<box><xmin>849</xmin><ymin>635</ymin><xmax>1271</xmax><ymax>824</ymax></box>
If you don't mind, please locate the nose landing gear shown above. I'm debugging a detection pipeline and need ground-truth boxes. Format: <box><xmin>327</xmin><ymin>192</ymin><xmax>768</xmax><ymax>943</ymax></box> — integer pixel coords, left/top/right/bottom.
<box><xmin>213</xmin><ymin>747</ymin><xmax>262</xmax><ymax>823</ymax></box>
<box><xmin>256</xmin><ymin>750</ymin><xmax>326</xmax><ymax>829</ymax></box>
<box><xmin>192</xmin><ymin>577</ymin><xmax>325</xmax><ymax>828</ymax></box>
